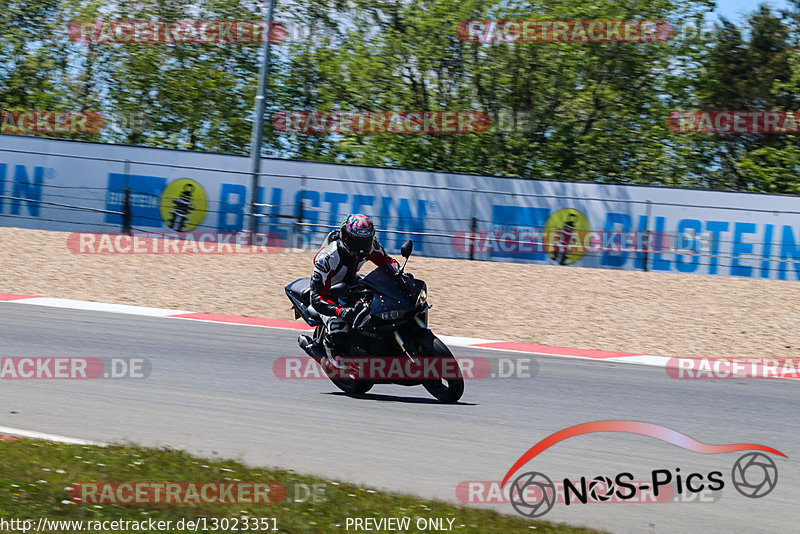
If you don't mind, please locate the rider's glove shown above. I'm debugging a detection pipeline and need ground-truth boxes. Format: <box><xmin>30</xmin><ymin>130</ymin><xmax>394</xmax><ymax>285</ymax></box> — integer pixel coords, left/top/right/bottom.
<box><xmin>336</xmin><ymin>306</ymin><xmax>357</xmax><ymax>322</ymax></box>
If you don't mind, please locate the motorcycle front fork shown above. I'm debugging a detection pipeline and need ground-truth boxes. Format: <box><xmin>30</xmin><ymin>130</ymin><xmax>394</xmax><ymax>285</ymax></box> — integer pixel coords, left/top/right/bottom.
<box><xmin>394</xmin><ymin>321</ymin><xmax>429</xmax><ymax>363</ymax></box>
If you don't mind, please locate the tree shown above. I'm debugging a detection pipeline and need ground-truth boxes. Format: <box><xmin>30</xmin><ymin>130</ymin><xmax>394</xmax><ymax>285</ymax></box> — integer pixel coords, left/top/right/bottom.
<box><xmin>695</xmin><ymin>5</ymin><xmax>794</xmax><ymax>190</ymax></box>
<box><xmin>0</xmin><ymin>0</ymin><xmax>104</xmax><ymax>140</ymax></box>
<box><xmin>277</xmin><ymin>0</ymin><xmax>715</xmax><ymax>186</ymax></box>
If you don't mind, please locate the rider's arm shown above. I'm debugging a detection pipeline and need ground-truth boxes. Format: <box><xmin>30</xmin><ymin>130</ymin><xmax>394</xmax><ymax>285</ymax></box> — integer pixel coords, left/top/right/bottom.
<box><xmin>310</xmin><ymin>255</ymin><xmax>345</xmax><ymax>317</ymax></box>
<box><xmin>367</xmin><ymin>238</ymin><xmax>397</xmax><ymax>268</ymax></box>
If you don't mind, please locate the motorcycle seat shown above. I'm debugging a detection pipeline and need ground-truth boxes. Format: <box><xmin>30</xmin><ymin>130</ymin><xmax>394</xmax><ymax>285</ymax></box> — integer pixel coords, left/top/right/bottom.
<box><xmin>285</xmin><ymin>278</ymin><xmax>350</xmax><ymax>303</ymax></box>
<box><xmin>286</xmin><ymin>277</ymin><xmax>312</xmax><ymax>304</ymax></box>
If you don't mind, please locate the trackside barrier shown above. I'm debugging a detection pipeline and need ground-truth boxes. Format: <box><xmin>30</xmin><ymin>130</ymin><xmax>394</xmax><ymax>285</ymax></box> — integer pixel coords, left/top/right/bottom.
<box><xmin>1</xmin><ymin>135</ymin><xmax>799</xmax><ymax>280</ymax></box>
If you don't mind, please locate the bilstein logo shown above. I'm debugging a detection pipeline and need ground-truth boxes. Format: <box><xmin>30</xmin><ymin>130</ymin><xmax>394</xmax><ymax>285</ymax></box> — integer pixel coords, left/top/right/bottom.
<box><xmin>502</xmin><ymin>420</ymin><xmax>786</xmax><ymax>518</ymax></box>
<box><xmin>542</xmin><ymin>208</ymin><xmax>590</xmax><ymax>265</ymax></box>
<box><xmin>159</xmin><ymin>178</ymin><xmax>207</xmax><ymax>231</ymax></box>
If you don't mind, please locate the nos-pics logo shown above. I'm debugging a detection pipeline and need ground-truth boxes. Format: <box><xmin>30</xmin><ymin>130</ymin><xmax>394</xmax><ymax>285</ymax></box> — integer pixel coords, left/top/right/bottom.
<box><xmin>502</xmin><ymin>420</ymin><xmax>785</xmax><ymax>518</ymax></box>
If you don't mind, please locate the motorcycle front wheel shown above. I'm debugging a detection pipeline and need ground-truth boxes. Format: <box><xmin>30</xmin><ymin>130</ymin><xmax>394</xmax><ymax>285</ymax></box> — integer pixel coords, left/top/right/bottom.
<box><xmin>417</xmin><ymin>332</ymin><xmax>464</xmax><ymax>403</ymax></box>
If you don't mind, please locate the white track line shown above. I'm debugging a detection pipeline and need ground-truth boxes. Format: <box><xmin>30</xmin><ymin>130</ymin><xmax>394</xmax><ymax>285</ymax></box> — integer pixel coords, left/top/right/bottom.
<box><xmin>0</xmin><ymin>425</ymin><xmax>106</xmax><ymax>446</ymax></box>
<box><xmin>5</xmin><ymin>295</ymin><xmax>798</xmax><ymax>380</ymax></box>
<box><xmin>15</xmin><ymin>298</ymin><xmax>192</xmax><ymax>317</ymax></box>
<box><xmin>1</xmin><ymin>296</ymin><xmax>672</xmax><ymax>371</ymax></box>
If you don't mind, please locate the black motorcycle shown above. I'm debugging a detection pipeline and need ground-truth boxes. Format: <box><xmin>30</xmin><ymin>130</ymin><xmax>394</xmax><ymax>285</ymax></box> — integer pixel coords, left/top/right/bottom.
<box><xmin>285</xmin><ymin>240</ymin><xmax>464</xmax><ymax>403</ymax></box>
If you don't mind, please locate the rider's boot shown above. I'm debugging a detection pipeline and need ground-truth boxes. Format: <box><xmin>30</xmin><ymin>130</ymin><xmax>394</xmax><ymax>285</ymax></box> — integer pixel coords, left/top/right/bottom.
<box><xmin>320</xmin><ymin>318</ymin><xmax>349</xmax><ymax>372</ymax></box>
<box><xmin>321</xmin><ymin>335</ymin><xmax>344</xmax><ymax>372</ymax></box>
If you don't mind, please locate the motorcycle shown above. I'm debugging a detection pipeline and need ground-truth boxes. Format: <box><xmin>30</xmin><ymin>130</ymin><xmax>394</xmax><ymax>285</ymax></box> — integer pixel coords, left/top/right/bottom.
<box><xmin>284</xmin><ymin>240</ymin><xmax>464</xmax><ymax>403</ymax></box>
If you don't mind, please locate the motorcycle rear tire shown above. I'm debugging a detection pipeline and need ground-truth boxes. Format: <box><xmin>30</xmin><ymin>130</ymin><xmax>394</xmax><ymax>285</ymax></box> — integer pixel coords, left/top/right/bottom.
<box><xmin>313</xmin><ymin>326</ymin><xmax>374</xmax><ymax>395</ymax></box>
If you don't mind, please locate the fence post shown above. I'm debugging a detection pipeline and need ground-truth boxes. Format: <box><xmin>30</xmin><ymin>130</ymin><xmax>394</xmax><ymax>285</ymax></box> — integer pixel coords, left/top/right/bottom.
<box><xmin>122</xmin><ymin>187</ymin><xmax>132</xmax><ymax>235</ymax></box>
<box><xmin>643</xmin><ymin>200</ymin><xmax>652</xmax><ymax>272</ymax></box>
<box><xmin>295</xmin><ymin>176</ymin><xmax>306</xmax><ymax>249</ymax></box>
<box><xmin>121</xmin><ymin>159</ymin><xmax>132</xmax><ymax>235</ymax></box>
<box><xmin>469</xmin><ymin>188</ymin><xmax>477</xmax><ymax>261</ymax></box>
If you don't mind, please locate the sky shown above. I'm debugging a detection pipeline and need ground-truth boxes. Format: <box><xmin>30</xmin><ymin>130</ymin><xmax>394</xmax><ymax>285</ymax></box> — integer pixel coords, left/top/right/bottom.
<box><xmin>714</xmin><ymin>0</ymin><xmax>793</xmax><ymax>20</ymax></box>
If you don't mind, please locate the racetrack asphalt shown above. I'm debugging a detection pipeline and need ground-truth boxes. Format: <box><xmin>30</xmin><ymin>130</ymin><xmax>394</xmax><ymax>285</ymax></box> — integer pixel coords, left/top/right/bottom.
<box><xmin>1</xmin><ymin>302</ymin><xmax>798</xmax><ymax>533</ymax></box>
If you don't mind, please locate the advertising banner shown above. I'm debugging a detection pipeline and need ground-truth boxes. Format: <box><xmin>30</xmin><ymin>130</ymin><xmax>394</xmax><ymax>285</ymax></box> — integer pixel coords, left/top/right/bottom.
<box><xmin>1</xmin><ymin>135</ymin><xmax>799</xmax><ymax>280</ymax></box>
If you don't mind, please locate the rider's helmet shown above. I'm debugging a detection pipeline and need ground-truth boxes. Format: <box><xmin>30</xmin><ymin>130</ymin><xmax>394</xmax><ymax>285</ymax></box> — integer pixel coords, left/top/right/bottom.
<box><xmin>339</xmin><ymin>214</ymin><xmax>375</xmax><ymax>257</ymax></box>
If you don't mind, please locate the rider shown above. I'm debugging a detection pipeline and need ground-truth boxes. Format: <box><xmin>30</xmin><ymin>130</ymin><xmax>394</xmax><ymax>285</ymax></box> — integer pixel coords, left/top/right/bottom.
<box><xmin>310</xmin><ymin>214</ymin><xmax>397</xmax><ymax>366</ymax></box>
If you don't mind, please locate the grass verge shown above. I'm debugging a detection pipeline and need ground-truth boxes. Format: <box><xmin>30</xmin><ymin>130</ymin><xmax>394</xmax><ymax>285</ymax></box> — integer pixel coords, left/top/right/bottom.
<box><xmin>0</xmin><ymin>439</ymin><xmax>602</xmax><ymax>534</ymax></box>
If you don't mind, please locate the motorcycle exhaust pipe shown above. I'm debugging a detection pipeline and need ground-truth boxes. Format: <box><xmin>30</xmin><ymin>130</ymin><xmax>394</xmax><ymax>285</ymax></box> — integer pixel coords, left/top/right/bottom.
<box><xmin>298</xmin><ymin>335</ymin><xmax>326</xmax><ymax>362</ymax></box>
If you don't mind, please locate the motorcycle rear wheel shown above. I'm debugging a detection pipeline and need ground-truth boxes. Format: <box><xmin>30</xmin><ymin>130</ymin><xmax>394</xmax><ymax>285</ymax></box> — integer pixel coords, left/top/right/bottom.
<box><xmin>314</xmin><ymin>326</ymin><xmax>374</xmax><ymax>395</ymax></box>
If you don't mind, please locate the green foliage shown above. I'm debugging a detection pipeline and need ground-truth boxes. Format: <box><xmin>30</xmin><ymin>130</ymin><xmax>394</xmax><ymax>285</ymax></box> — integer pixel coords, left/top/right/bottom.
<box><xmin>1</xmin><ymin>0</ymin><xmax>799</xmax><ymax>194</ymax></box>
<box><xmin>0</xmin><ymin>0</ymin><xmax>63</xmax><ymax>108</ymax></box>
<box><xmin>279</xmin><ymin>0</ymin><xmax>716</xmax><ymax>185</ymax></box>
<box><xmin>738</xmin><ymin>141</ymin><xmax>800</xmax><ymax>194</ymax></box>
<box><xmin>0</xmin><ymin>439</ymin><xmax>603</xmax><ymax>534</ymax></box>
<box><xmin>692</xmin><ymin>4</ymin><xmax>796</xmax><ymax>191</ymax></box>
<box><xmin>77</xmin><ymin>0</ymin><xmax>269</xmax><ymax>150</ymax></box>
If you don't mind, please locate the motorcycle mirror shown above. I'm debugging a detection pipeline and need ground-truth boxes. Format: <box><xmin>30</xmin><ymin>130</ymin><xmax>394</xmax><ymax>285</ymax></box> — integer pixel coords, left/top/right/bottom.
<box><xmin>400</xmin><ymin>240</ymin><xmax>413</xmax><ymax>258</ymax></box>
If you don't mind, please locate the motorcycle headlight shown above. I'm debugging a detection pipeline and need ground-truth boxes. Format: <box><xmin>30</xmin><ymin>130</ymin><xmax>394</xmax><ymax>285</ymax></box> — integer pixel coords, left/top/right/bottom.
<box><xmin>379</xmin><ymin>310</ymin><xmax>403</xmax><ymax>321</ymax></box>
<box><xmin>416</xmin><ymin>287</ymin><xmax>427</xmax><ymax>308</ymax></box>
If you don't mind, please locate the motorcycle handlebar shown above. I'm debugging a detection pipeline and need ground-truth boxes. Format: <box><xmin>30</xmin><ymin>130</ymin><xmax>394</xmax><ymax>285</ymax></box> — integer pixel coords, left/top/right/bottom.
<box><xmin>352</xmin><ymin>300</ymin><xmax>370</xmax><ymax>330</ymax></box>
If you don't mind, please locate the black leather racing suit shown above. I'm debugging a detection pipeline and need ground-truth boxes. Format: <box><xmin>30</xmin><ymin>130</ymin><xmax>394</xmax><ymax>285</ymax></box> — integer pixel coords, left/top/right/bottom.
<box><xmin>310</xmin><ymin>231</ymin><xmax>396</xmax><ymax>320</ymax></box>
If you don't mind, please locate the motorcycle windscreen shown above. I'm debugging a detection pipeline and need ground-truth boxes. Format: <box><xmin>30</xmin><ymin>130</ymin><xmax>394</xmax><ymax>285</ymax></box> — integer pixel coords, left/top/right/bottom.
<box><xmin>361</xmin><ymin>265</ymin><xmax>415</xmax><ymax>306</ymax></box>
